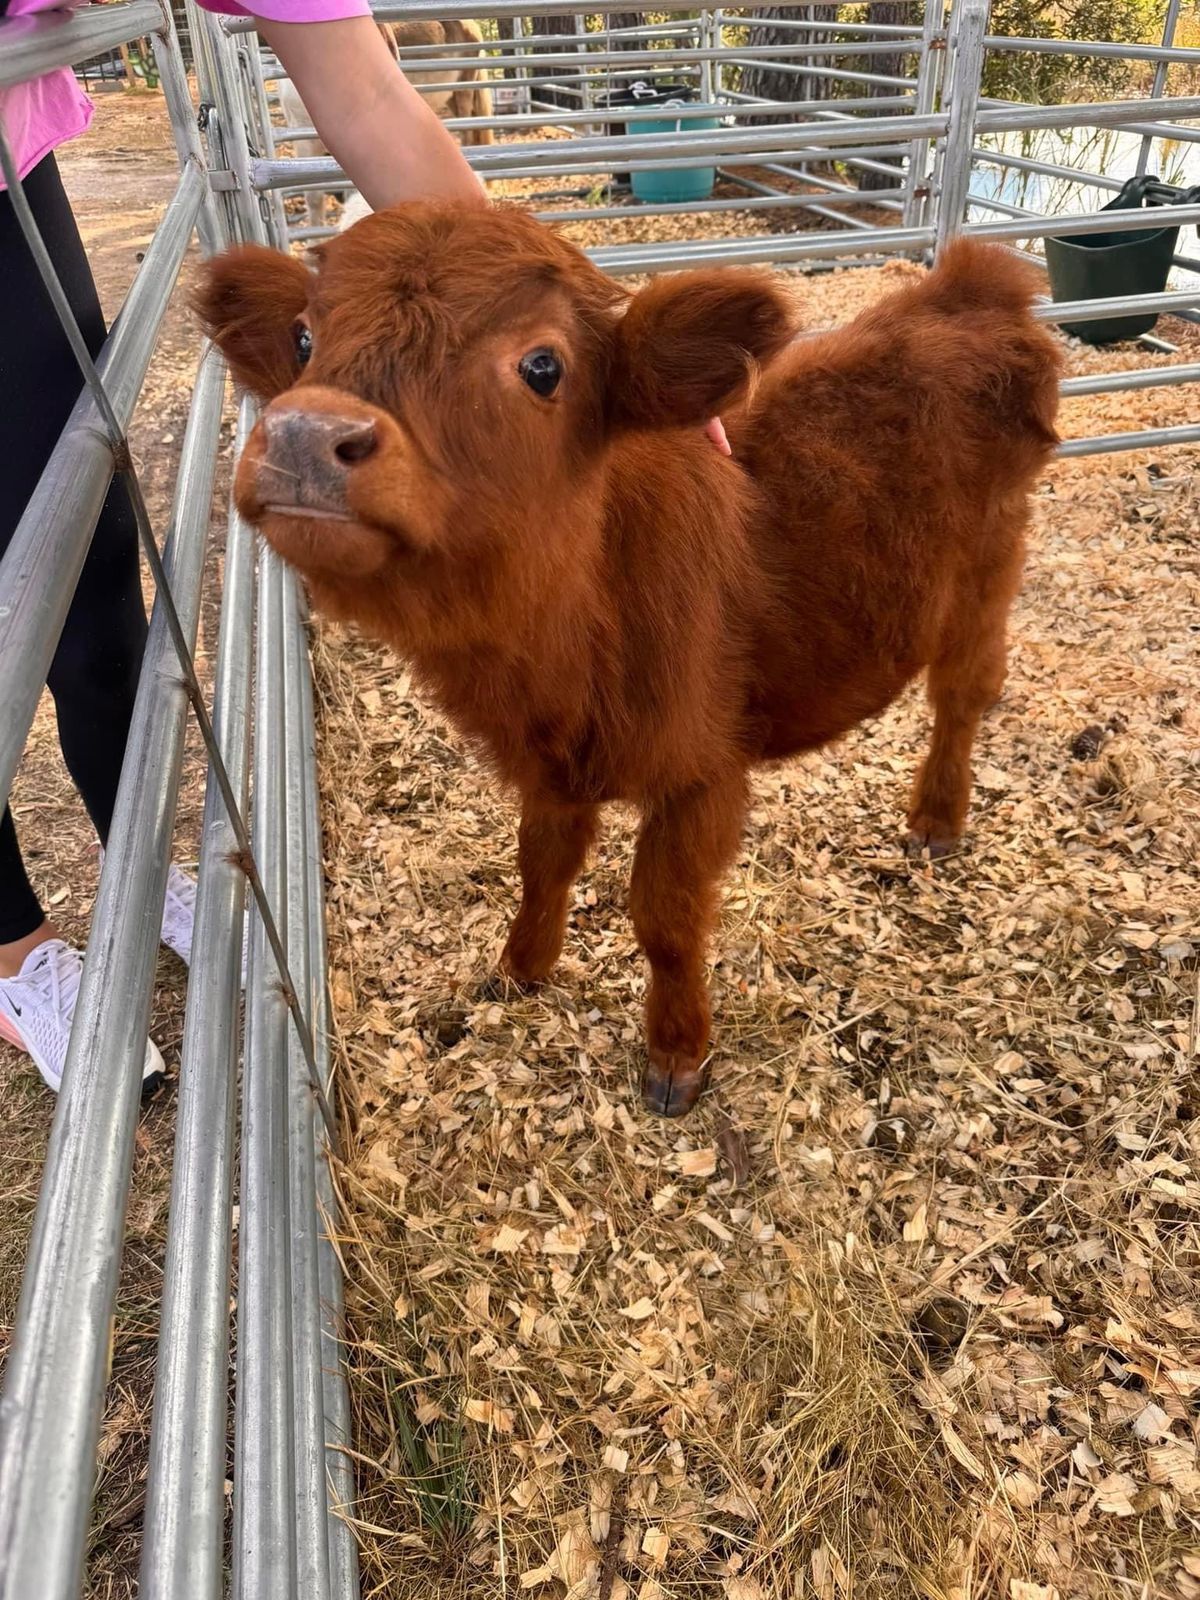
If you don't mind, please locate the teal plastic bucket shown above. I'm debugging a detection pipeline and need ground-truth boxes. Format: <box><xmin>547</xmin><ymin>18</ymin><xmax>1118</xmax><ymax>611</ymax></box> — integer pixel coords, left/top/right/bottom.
<box><xmin>626</xmin><ymin>108</ymin><xmax>718</xmax><ymax>203</ymax></box>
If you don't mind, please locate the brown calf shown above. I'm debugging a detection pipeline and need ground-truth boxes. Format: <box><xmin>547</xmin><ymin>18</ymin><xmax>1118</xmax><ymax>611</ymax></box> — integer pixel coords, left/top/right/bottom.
<box><xmin>197</xmin><ymin>207</ymin><xmax>1061</xmax><ymax>1116</ymax></box>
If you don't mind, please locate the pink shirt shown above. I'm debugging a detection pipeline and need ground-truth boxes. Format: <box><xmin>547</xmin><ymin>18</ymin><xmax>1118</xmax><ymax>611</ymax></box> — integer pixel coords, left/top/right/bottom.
<box><xmin>194</xmin><ymin>0</ymin><xmax>368</xmax><ymax>18</ymax></box>
<box><xmin>0</xmin><ymin>0</ymin><xmax>369</xmax><ymax>191</ymax></box>
<box><xmin>0</xmin><ymin>0</ymin><xmax>92</xmax><ymax>189</ymax></box>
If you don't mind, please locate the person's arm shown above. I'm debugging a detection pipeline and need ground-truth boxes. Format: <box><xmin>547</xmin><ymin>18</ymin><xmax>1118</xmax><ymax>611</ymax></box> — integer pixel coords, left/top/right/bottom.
<box><xmin>257</xmin><ymin>14</ymin><xmax>485</xmax><ymax>209</ymax></box>
<box><xmin>254</xmin><ymin>14</ymin><xmax>730</xmax><ymax>451</ymax></box>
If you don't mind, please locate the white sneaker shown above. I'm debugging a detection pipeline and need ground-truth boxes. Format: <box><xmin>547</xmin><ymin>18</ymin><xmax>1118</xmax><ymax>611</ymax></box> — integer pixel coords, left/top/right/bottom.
<box><xmin>0</xmin><ymin>938</ymin><xmax>164</xmax><ymax>1095</ymax></box>
<box><xmin>160</xmin><ymin>862</ymin><xmax>247</xmax><ymax>984</ymax></box>
<box><xmin>161</xmin><ymin>863</ymin><xmax>197</xmax><ymax>966</ymax></box>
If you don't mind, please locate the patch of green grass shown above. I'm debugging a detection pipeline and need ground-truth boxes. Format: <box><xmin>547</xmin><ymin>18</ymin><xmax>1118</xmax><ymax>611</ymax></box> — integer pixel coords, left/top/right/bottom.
<box><xmin>384</xmin><ymin>1373</ymin><xmax>474</xmax><ymax>1548</ymax></box>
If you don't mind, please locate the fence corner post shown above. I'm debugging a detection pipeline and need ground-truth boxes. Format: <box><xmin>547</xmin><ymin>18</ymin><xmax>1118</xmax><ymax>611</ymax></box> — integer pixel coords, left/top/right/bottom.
<box><xmin>933</xmin><ymin>0</ymin><xmax>990</xmax><ymax>256</ymax></box>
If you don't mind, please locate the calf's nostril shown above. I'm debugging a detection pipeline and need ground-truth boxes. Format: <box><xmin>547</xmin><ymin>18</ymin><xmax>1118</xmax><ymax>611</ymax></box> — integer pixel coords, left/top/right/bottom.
<box><xmin>333</xmin><ymin>423</ymin><xmax>377</xmax><ymax>465</ymax></box>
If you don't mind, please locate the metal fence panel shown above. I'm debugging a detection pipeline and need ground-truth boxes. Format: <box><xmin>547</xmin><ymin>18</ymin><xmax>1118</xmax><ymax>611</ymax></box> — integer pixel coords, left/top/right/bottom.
<box><xmin>0</xmin><ymin>4</ymin><xmax>1198</xmax><ymax>1598</ymax></box>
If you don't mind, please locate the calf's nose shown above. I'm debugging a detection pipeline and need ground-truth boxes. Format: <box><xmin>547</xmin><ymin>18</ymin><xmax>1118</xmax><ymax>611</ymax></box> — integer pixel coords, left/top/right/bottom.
<box><xmin>254</xmin><ymin>403</ymin><xmax>378</xmax><ymax>517</ymax></box>
<box><xmin>264</xmin><ymin>407</ymin><xmax>378</xmax><ymax>465</ymax></box>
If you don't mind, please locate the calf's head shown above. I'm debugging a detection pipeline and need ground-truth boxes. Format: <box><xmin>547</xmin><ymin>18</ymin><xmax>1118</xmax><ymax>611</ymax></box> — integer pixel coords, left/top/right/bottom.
<box><xmin>197</xmin><ymin>206</ymin><xmax>793</xmax><ymax>643</ymax></box>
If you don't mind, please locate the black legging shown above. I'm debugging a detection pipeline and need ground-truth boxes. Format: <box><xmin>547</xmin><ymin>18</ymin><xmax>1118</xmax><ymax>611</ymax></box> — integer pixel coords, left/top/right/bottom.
<box><xmin>0</xmin><ymin>155</ymin><xmax>148</xmax><ymax>944</ymax></box>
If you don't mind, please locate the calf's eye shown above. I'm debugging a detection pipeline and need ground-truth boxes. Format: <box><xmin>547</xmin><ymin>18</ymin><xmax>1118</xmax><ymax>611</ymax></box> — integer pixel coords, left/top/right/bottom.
<box><xmin>294</xmin><ymin>321</ymin><xmax>312</xmax><ymax>366</ymax></box>
<box><xmin>518</xmin><ymin>348</ymin><xmax>562</xmax><ymax>398</ymax></box>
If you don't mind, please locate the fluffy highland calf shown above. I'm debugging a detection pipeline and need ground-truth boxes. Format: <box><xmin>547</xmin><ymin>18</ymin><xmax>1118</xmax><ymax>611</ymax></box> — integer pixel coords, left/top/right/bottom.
<box><xmin>197</xmin><ymin>208</ymin><xmax>1060</xmax><ymax>1115</ymax></box>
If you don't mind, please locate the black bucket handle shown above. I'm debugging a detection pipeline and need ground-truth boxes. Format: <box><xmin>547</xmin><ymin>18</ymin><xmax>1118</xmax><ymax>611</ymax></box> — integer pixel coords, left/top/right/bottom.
<box><xmin>1103</xmin><ymin>173</ymin><xmax>1200</xmax><ymax>235</ymax></box>
<box><xmin>1143</xmin><ymin>179</ymin><xmax>1200</xmax><ymax>213</ymax></box>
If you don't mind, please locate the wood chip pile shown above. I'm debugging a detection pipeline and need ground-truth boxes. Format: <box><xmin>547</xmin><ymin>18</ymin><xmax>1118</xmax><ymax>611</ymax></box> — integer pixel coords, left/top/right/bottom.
<box><xmin>314</xmin><ymin>260</ymin><xmax>1200</xmax><ymax>1599</ymax></box>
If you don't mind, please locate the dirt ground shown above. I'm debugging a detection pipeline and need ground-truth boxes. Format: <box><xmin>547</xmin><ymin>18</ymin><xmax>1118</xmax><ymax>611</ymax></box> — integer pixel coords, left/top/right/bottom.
<box><xmin>1</xmin><ymin>86</ymin><xmax>1198</xmax><ymax>1600</ymax></box>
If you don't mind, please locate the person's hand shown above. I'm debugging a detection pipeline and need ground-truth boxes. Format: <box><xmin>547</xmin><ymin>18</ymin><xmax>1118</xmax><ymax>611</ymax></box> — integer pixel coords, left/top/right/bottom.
<box><xmin>705</xmin><ymin>417</ymin><xmax>731</xmax><ymax>457</ymax></box>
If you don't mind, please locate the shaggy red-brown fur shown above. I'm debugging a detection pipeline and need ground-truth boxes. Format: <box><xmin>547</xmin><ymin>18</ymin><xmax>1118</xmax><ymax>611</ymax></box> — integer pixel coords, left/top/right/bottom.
<box><xmin>197</xmin><ymin>206</ymin><xmax>1061</xmax><ymax>1115</ymax></box>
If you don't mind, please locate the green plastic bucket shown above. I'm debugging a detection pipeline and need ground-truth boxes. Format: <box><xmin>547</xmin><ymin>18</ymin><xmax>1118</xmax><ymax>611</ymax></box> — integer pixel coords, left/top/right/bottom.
<box><xmin>1044</xmin><ymin>175</ymin><xmax>1200</xmax><ymax>346</ymax></box>
<box><xmin>626</xmin><ymin>107</ymin><xmax>718</xmax><ymax>204</ymax></box>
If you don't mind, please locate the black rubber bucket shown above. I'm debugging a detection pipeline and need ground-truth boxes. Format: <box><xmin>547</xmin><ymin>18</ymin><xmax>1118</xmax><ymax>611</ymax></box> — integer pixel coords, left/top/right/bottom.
<box><xmin>1044</xmin><ymin>175</ymin><xmax>1200</xmax><ymax>346</ymax></box>
<box><xmin>595</xmin><ymin>79</ymin><xmax>698</xmax><ymax>188</ymax></box>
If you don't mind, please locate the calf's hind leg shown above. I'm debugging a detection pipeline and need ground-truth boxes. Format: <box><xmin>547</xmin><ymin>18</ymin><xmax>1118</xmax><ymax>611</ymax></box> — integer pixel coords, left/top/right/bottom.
<box><xmin>499</xmin><ymin>796</ymin><xmax>598</xmax><ymax>986</ymax></box>
<box><xmin>631</xmin><ymin>778</ymin><xmax>746</xmax><ymax>1118</ymax></box>
<box><xmin>906</xmin><ymin>600</ymin><xmax>1011</xmax><ymax>859</ymax></box>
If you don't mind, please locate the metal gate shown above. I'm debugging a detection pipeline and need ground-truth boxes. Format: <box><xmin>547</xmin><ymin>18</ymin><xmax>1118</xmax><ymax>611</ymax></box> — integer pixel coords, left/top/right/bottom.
<box><xmin>0</xmin><ymin>3</ymin><xmax>1197</xmax><ymax>1598</ymax></box>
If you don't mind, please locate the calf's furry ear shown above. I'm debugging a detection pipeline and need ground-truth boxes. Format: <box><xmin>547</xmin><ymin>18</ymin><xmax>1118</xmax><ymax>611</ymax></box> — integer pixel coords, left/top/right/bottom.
<box><xmin>608</xmin><ymin>269</ymin><xmax>794</xmax><ymax>429</ymax></box>
<box><xmin>194</xmin><ymin>245</ymin><xmax>312</xmax><ymax>399</ymax></box>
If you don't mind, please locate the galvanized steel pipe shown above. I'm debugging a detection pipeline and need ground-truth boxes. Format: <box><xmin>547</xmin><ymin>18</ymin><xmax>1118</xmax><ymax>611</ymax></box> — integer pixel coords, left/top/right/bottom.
<box><xmin>985</xmin><ymin>32</ymin><xmax>1200</xmax><ymax>65</ymax></box>
<box><xmin>1137</xmin><ymin>0</ymin><xmax>1184</xmax><ymax>176</ymax></box>
<box><xmin>589</xmin><ymin>222</ymin><xmax>936</xmax><ymax>275</ymax></box>
<box><xmin>0</xmin><ymin>0</ymin><xmax>161</xmax><ymax>86</ymax></box>
<box><xmin>139</xmin><ymin>406</ymin><xmax>257</xmax><ymax>1600</ymax></box>
<box><xmin>1058</xmin><ymin>422</ymin><xmax>1200</xmax><ymax>456</ymax></box>
<box><xmin>1033</xmin><ymin>287</ymin><xmax>1200</xmax><ymax>324</ymax></box>
<box><xmin>300</xmin><ymin>669</ymin><xmax>361</xmax><ymax>1600</ymax></box>
<box><xmin>272</xmin><ymin>92</ymin><xmax>917</xmax><ymax>144</ymax></box>
<box><xmin>935</xmin><ymin>0</ymin><xmax>989</xmax><ymax>253</ymax></box>
<box><xmin>282</xmin><ymin>565</ymin><xmax>333</xmax><ymax>1600</ymax></box>
<box><xmin>976</xmin><ymin>92</ymin><xmax>1200</xmax><ymax>132</ymax></box>
<box><xmin>1061</xmin><ymin>363</ymin><xmax>1200</xmax><ymax>396</ymax></box>
<box><xmin>972</xmin><ymin>202</ymin><xmax>1200</xmax><ymax>243</ymax></box>
<box><xmin>0</xmin><ymin>345</ymin><xmax>226</xmax><ymax>1600</ymax></box>
<box><xmin>152</xmin><ymin>9</ymin><xmax>224</xmax><ymax>255</ymax></box>
<box><xmin>232</xmin><ymin>545</ymin><xmax>298</xmax><ymax>1600</ymax></box>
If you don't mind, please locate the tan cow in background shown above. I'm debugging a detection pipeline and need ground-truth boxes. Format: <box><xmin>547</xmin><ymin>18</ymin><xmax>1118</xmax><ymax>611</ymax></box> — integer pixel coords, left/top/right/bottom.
<box><xmin>278</xmin><ymin>19</ymin><xmax>494</xmax><ymax>231</ymax></box>
<box><xmin>390</xmin><ymin>19</ymin><xmax>496</xmax><ymax>142</ymax></box>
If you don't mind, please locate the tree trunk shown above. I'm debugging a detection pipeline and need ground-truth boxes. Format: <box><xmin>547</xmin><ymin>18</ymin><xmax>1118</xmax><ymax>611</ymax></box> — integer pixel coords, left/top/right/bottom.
<box><xmin>495</xmin><ymin>15</ymin><xmax>520</xmax><ymax>82</ymax></box>
<box><xmin>118</xmin><ymin>43</ymin><xmax>139</xmax><ymax>91</ymax></box>
<box><xmin>857</xmin><ymin>0</ymin><xmax>909</xmax><ymax>191</ymax></box>
<box><xmin>530</xmin><ymin>13</ymin><xmax>577</xmax><ymax>109</ymax></box>
<box><xmin>738</xmin><ymin>4</ymin><xmax>840</xmax><ymax>120</ymax></box>
<box><xmin>607</xmin><ymin>11</ymin><xmax>645</xmax><ymax>49</ymax></box>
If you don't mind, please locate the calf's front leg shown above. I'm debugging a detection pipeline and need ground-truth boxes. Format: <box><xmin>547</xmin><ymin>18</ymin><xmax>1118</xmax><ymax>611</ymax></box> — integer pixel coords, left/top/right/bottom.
<box><xmin>906</xmin><ymin>605</ymin><xmax>1009</xmax><ymax>858</ymax></box>
<box><xmin>499</xmin><ymin>796</ymin><xmax>598</xmax><ymax>986</ymax></box>
<box><xmin>631</xmin><ymin>778</ymin><xmax>747</xmax><ymax>1118</ymax></box>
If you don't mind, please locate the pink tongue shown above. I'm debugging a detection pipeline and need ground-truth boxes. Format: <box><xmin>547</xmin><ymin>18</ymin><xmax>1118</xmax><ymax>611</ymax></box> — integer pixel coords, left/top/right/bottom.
<box><xmin>705</xmin><ymin>416</ymin><xmax>732</xmax><ymax>457</ymax></box>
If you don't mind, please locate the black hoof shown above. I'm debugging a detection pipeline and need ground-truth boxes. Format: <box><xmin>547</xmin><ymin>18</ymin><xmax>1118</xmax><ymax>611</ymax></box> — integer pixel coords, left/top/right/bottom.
<box><xmin>474</xmin><ymin>972</ymin><xmax>539</xmax><ymax>1004</ymax></box>
<box><xmin>902</xmin><ymin>830</ymin><xmax>958</xmax><ymax>861</ymax></box>
<box><xmin>641</xmin><ymin>1050</ymin><xmax>706</xmax><ymax>1118</ymax></box>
